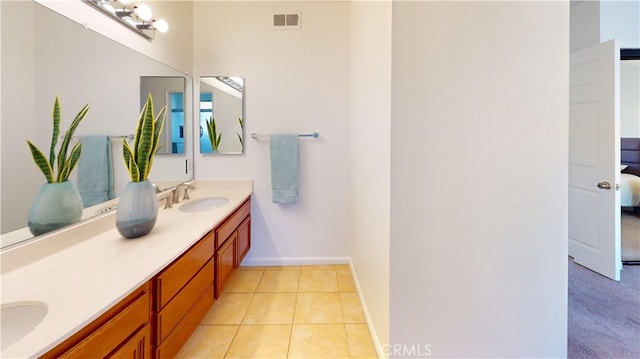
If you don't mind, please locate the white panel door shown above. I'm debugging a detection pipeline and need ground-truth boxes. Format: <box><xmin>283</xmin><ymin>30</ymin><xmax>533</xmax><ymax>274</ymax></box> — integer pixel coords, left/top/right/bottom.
<box><xmin>569</xmin><ymin>40</ymin><xmax>621</xmax><ymax>281</ymax></box>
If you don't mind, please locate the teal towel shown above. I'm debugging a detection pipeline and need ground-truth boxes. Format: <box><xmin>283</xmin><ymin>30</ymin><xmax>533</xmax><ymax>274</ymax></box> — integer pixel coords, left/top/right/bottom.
<box><xmin>78</xmin><ymin>135</ymin><xmax>115</xmax><ymax>207</ymax></box>
<box><xmin>270</xmin><ymin>134</ymin><xmax>299</xmax><ymax>204</ymax></box>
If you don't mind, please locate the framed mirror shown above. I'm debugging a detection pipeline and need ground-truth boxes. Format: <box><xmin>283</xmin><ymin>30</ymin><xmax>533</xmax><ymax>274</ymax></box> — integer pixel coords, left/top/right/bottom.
<box><xmin>199</xmin><ymin>76</ymin><xmax>245</xmax><ymax>154</ymax></box>
<box><xmin>0</xmin><ymin>1</ymin><xmax>194</xmax><ymax>248</ymax></box>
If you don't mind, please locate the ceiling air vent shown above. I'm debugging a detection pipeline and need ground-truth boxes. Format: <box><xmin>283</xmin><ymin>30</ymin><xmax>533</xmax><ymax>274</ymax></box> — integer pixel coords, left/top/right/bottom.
<box><xmin>273</xmin><ymin>13</ymin><xmax>300</xmax><ymax>29</ymax></box>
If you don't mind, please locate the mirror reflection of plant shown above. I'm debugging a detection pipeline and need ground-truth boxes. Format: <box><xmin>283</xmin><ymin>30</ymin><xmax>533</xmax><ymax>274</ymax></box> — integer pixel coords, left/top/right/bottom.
<box><xmin>206</xmin><ymin>117</ymin><xmax>222</xmax><ymax>152</ymax></box>
<box><xmin>27</xmin><ymin>96</ymin><xmax>90</xmax><ymax>183</ymax></box>
<box><xmin>122</xmin><ymin>94</ymin><xmax>166</xmax><ymax>182</ymax></box>
<box><xmin>237</xmin><ymin>117</ymin><xmax>244</xmax><ymax>151</ymax></box>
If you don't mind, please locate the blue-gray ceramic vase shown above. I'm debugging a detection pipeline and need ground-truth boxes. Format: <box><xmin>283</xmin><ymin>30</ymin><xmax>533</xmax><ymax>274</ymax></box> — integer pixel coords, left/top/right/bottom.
<box><xmin>115</xmin><ymin>180</ymin><xmax>158</xmax><ymax>239</ymax></box>
<box><xmin>28</xmin><ymin>181</ymin><xmax>83</xmax><ymax>236</ymax></box>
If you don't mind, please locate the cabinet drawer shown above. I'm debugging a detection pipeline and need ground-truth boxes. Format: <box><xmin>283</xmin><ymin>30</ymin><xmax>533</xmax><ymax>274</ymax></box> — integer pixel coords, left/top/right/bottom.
<box><xmin>215</xmin><ymin>199</ymin><xmax>250</xmax><ymax>248</ymax></box>
<box><xmin>155</xmin><ymin>285</ymin><xmax>215</xmax><ymax>359</ymax></box>
<box><xmin>157</xmin><ymin>258</ymin><xmax>214</xmax><ymax>343</ymax></box>
<box><xmin>156</xmin><ymin>232</ymin><xmax>214</xmax><ymax>310</ymax></box>
<box><xmin>215</xmin><ymin>233</ymin><xmax>236</xmax><ymax>298</ymax></box>
<box><xmin>56</xmin><ymin>286</ymin><xmax>150</xmax><ymax>358</ymax></box>
<box><xmin>236</xmin><ymin>217</ymin><xmax>251</xmax><ymax>266</ymax></box>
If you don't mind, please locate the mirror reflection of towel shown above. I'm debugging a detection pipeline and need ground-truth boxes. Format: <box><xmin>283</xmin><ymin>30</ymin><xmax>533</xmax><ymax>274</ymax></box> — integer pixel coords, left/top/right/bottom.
<box><xmin>78</xmin><ymin>135</ymin><xmax>115</xmax><ymax>207</ymax></box>
<box><xmin>270</xmin><ymin>134</ymin><xmax>299</xmax><ymax>204</ymax></box>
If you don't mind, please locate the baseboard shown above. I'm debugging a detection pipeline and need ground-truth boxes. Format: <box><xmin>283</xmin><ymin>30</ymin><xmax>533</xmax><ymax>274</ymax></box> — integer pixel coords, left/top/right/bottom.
<box><xmin>242</xmin><ymin>256</ymin><xmax>351</xmax><ymax>266</ymax></box>
<box><xmin>348</xmin><ymin>258</ymin><xmax>385</xmax><ymax>359</ymax></box>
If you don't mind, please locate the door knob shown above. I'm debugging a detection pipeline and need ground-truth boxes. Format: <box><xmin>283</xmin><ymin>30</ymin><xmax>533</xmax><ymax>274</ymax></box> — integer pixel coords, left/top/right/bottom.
<box><xmin>597</xmin><ymin>181</ymin><xmax>611</xmax><ymax>190</ymax></box>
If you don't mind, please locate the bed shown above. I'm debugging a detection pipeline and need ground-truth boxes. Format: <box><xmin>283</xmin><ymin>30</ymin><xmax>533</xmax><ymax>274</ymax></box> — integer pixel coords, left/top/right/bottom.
<box><xmin>621</xmin><ymin>138</ymin><xmax>640</xmax><ymax>211</ymax></box>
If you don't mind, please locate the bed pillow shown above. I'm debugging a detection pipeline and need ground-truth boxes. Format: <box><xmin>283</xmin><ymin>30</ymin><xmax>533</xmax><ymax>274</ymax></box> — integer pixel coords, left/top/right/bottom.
<box><xmin>622</xmin><ymin>165</ymin><xmax>640</xmax><ymax>177</ymax></box>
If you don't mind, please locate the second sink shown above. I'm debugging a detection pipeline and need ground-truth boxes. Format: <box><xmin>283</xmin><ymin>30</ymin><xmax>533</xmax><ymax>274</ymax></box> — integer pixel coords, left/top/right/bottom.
<box><xmin>179</xmin><ymin>197</ymin><xmax>229</xmax><ymax>212</ymax></box>
<box><xmin>1</xmin><ymin>301</ymin><xmax>48</xmax><ymax>350</ymax></box>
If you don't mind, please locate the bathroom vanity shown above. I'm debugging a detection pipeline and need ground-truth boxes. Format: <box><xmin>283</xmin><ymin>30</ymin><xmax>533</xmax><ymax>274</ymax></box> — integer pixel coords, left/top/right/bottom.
<box><xmin>0</xmin><ymin>180</ymin><xmax>252</xmax><ymax>358</ymax></box>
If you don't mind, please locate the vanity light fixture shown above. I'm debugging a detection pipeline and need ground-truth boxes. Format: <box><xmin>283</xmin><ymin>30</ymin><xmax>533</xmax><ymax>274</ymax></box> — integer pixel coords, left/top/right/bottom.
<box><xmin>85</xmin><ymin>0</ymin><xmax>169</xmax><ymax>40</ymax></box>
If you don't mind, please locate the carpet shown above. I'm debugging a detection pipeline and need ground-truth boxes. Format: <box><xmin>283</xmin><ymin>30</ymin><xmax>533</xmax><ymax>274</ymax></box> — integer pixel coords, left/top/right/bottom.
<box><xmin>622</xmin><ymin>209</ymin><xmax>640</xmax><ymax>262</ymax></box>
<box><xmin>568</xmin><ymin>258</ymin><xmax>640</xmax><ymax>359</ymax></box>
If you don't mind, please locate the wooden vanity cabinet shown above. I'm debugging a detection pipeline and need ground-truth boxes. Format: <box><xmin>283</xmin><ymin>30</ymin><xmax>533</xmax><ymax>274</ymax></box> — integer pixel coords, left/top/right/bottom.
<box><xmin>153</xmin><ymin>232</ymin><xmax>215</xmax><ymax>359</ymax></box>
<box><xmin>41</xmin><ymin>282</ymin><xmax>152</xmax><ymax>359</ymax></box>
<box><xmin>40</xmin><ymin>196</ymin><xmax>251</xmax><ymax>359</ymax></box>
<box><xmin>214</xmin><ymin>198</ymin><xmax>251</xmax><ymax>298</ymax></box>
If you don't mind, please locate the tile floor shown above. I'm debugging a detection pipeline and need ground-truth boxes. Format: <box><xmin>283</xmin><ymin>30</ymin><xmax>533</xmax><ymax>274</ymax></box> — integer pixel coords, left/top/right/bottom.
<box><xmin>176</xmin><ymin>264</ymin><xmax>378</xmax><ymax>359</ymax></box>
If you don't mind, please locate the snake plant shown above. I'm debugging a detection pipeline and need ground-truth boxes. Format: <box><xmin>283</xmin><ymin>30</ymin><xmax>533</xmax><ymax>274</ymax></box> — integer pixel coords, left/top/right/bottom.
<box><xmin>27</xmin><ymin>96</ymin><xmax>90</xmax><ymax>183</ymax></box>
<box><xmin>122</xmin><ymin>94</ymin><xmax>166</xmax><ymax>182</ymax></box>
<box><xmin>237</xmin><ymin>117</ymin><xmax>244</xmax><ymax>150</ymax></box>
<box><xmin>206</xmin><ymin>117</ymin><xmax>221</xmax><ymax>152</ymax></box>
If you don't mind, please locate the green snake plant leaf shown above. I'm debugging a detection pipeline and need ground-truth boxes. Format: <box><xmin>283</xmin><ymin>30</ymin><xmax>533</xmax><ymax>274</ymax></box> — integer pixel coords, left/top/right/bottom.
<box><xmin>58</xmin><ymin>142</ymin><xmax>83</xmax><ymax>182</ymax></box>
<box><xmin>49</xmin><ymin>97</ymin><xmax>61</xmax><ymax>170</ymax></box>
<box><xmin>135</xmin><ymin>95</ymin><xmax>155</xmax><ymax>181</ymax></box>
<box><xmin>145</xmin><ymin>106</ymin><xmax>166</xmax><ymax>179</ymax></box>
<box><xmin>206</xmin><ymin>117</ymin><xmax>221</xmax><ymax>151</ymax></box>
<box><xmin>122</xmin><ymin>139</ymin><xmax>140</xmax><ymax>182</ymax></box>
<box><xmin>56</xmin><ymin>104</ymin><xmax>89</xmax><ymax>180</ymax></box>
<box><xmin>27</xmin><ymin>140</ymin><xmax>54</xmax><ymax>183</ymax></box>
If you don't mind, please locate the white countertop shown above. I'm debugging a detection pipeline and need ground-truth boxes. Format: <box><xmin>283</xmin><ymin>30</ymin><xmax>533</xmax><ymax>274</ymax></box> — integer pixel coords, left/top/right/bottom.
<box><xmin>0</xmin><ymin>179</ymin><xmax>252</xmax><ymax>358</ymax></box>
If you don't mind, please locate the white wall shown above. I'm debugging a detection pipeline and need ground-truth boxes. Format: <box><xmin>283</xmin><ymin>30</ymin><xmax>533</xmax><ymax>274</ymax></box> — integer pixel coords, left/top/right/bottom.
<box><xmin>349</xmin><ymin>0</ymin><xmax>391</xmax><ymax>354</ymax></box>
<box><xmin>192</xmin><ymin>1</ymin><xmax>351</xmax><ymax>264</ymax></box>
<box><xmin>621</xmin><ymin>60</ymin><xmax>640</xmax><ymax>137</ymax></box>
<box><xmin>600</xmin><ymin>0</ymin><xmax>640</xmax><ymax>48</ymax></box>
<box><xmin>389</xmin><ymin>1</ymin><xmax>568</xmax><ymax>357</ymax></box>
<box><xmin>570</xmin><ymin>0</ymin><xmax>600</xmax><ymax>52</ymax></box>
<box><xmin>571</xmin><ymin>0</ymin><xmax>640</xmax><ymax>52</ymax></box>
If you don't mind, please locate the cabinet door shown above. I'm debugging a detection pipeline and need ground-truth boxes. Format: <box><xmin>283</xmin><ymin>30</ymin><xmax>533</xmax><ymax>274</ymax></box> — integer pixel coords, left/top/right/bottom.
<box><xmin>109</xmin><ymin>324</ymin><xmax>151</xmax><ymax>359</ymax></box>
<box><xmin>236</xmin><ymin>216</ymin><xmax>251</xmax><ymax>266</ymax></box>
<box><xmin>215</xmin><ymin>233</ymin><xmax>237</xmax><ymax>298</ymax></box>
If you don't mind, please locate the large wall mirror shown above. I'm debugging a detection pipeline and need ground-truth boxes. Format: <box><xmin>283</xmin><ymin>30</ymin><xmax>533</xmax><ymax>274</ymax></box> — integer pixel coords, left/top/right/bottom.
<box><xmin>0</xmin><ymin>1</ymin><xmax>194</xmax><ymax>248</ymax></box>
<box><xmin>199</xmin><ymin>76</ymin><xmax>245</xmax><ymax>154</ymax></box>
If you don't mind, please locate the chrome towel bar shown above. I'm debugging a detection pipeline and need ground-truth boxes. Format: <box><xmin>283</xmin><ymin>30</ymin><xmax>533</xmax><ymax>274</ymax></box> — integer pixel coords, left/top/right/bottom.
<box><xmin>251</xmin><ymin>132</ymin><xmax>319</xmax><ymax>139</ymax></box>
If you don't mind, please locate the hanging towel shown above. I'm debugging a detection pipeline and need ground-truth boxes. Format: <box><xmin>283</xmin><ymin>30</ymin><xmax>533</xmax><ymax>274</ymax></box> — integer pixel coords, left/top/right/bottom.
<box><xmin>78</xmin><ymin>135</ymin><xmax>115</xmax><ymax>207</ymax></box>
<box><xmin>270</xmin><ymin>134</ymin><xmax>299</xmax><ymax>204</ymax></box>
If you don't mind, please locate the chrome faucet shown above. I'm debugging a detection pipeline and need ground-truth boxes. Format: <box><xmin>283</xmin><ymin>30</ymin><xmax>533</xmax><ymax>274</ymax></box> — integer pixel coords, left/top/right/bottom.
<box><xmin>172</xmin><ymin>182</ymin><xmax>195</xmax><ymax>204</ymax></box>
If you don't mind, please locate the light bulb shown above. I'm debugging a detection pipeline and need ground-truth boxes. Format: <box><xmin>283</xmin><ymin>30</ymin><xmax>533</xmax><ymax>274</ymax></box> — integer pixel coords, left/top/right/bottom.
<box><xmin>134</xmin><ymin>4</ymin><xmax>152</xmax><ymax>21</ymax></box>
<box><xmin>153</xmin><ymin>19</ymin><xmax>169</xmax><ymax>33</ymax></box>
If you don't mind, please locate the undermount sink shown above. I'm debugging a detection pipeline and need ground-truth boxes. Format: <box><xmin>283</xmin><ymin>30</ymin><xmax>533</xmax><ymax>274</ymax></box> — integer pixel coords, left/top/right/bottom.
<box><xmin>1</xmin><ymin>301</ymin><xmax>48</xmax><ymax>349</ymax></box>
<box><xmin>179</xmin><ymin>197</ymin><xmax>229</xmax><ymax>212</ymax></box>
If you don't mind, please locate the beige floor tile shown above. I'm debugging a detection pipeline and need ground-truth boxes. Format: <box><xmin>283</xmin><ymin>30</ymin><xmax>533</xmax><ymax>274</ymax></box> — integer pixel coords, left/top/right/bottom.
<box><xmin>340</xmin><ymin>292</ymin><xmax>366</xmax><ymax>323</ymax></box>
<box><xmin>294</xmin><ymin>292</ymin><xmax>343</xmax><ymax>324</ymax></box>
<box><xmin>288</xmin><ymin>324</ymin><xmax>351</xmax><ymax>359</ymax></box>
<box><xmin>175</xmin><ymin>324</ymin><xmax>238</xmax><ymax>359</ymax></box>
<box><xmin>243</xmin><ymin>293</ymin><xmax>296</xmax><ymax>324</ymax></box>
<box><xmin>265</xmin><ymin>265</ymin><xmax>301</xmax><ymax>271</ymax></box>
<box><xmin>337</xmin><ymin>270</ymin><xmax>356</xmax><ymax>292</ymax></box>
<box><xmin>201</xmin><ymin>293</ymin><xmax>253</xmax><ymax>325</ymax></box>
<box><xmin>300</xmin><ymin>264</ymin><xmax>349</xmax><ymax>272</ymax></box>
<box><xmin>298</xmin><ymin>270</ymin><xmax>339</xmax><ymax>292</ymax></box>
<box><xmin>225</xmin><ymin>270</ymin><xmax>263</xmax><ymax>293</ymax></box>
<box><xmin>256</xmin><ymin>270</ymin><xmax>300</xmax><ymax>292</ymax></box>
<box><xmin>238</xmin><ymin>266</ymin><xmax>267</xmax><ymax>271</ymax></box>
<box><xmin>345</xmin><ymin>324</ymin><xmax>377</xmax><ymax>358</ymax></box>
<box><xmin>225</xmin><ymin>324</ymin><xmax>291</xmax><ymax>359</ymax></box>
